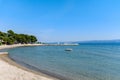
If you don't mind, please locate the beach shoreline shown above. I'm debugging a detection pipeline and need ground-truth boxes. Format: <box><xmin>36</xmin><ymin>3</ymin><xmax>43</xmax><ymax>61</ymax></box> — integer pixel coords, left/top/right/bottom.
<box><xmin>0</xmin><ymin>44</ymin><xmax>44</xmax><ymax>50</ymax></box>
<box><xmin>0</xmin><ymin>44</ymin><xmax>59</xmax><ymax>80</ymax></box>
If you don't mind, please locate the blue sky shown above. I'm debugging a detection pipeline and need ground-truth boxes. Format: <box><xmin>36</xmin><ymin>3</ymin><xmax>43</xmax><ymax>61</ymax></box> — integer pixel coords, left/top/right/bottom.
<box><xmin>0</xmin><ymin>0</ymin><xmax>120</xmax><ymax>42</ymax></box>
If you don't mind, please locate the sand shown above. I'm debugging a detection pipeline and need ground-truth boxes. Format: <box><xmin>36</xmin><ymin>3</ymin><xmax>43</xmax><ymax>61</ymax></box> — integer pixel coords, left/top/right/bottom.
<box><xmin>0</xmin><ymin>44</ymin><xmax>44</xmax><ymax>50</ymax></box>
<box><xmin>0</xmin><ymin>44</ymin><xmax>59</xmax><ymax>80</ymax></box>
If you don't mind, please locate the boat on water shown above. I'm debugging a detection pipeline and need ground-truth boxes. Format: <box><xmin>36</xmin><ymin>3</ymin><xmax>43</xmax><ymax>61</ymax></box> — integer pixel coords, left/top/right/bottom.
<box><xmin>65</xmin><ymin>48</ymin><xmax>73</xmax><ymax>51</ymax></box>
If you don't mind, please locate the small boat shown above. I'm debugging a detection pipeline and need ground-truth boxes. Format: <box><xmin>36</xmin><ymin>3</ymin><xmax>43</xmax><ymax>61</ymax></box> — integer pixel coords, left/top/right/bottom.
<box><xmin>65</xmin><ymin>48</ymin><xmax>72</xmax><ymax>51</ymax></box>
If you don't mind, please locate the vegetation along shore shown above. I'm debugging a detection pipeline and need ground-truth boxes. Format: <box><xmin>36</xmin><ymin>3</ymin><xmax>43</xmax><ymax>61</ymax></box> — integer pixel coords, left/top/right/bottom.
<box><xmin>0</xmin><ymin>30</ymin><xmax>37</xmax><ymax>45</ymax></box>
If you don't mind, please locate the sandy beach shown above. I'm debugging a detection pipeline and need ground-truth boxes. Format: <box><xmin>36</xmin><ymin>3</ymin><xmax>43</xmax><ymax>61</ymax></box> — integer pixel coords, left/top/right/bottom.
<box><xmin>0</xmin><ymin>44</ymin><xmax>44</xmax><ymax>50</ymax></box>
<box><xmin>0</xmin><ymin>44</ymin><xmax>59</xmax><ymax>80</ymax></box>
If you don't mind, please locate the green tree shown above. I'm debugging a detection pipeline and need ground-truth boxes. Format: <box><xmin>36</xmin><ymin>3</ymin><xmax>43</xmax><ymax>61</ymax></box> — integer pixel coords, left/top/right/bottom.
<box><xmin>30</xmin><ymin>35</ymin><xmax>37</xmax><ymax>43</ymax></box>
<box><xmin>0</xmin><ymin>30</ymin><xmax>38</xmax><ymax>45</ymax></box>
<box><xmin>7</xmin><ymin>30</ymin><xmax>15</xmax><ymax>37</ymax></box>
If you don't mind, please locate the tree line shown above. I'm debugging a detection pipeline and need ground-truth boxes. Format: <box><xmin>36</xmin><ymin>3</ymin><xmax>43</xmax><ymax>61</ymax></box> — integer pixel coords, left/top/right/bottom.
<box><xmin>0</xmin><ymin>30</ymin><xmax>37</xmax><ymax>45</ymax></box>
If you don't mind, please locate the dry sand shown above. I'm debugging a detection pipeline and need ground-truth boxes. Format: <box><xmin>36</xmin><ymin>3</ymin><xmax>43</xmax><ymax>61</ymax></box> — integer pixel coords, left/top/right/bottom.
<box><xmin>0</xmin><ymin>44</ymin><xmax>59</xmax><ymax>80</ymax></box>
<box><xmin>0</xmin><ymin>44</ymin><xmax>44</xmax><ymax>50</ymax></box>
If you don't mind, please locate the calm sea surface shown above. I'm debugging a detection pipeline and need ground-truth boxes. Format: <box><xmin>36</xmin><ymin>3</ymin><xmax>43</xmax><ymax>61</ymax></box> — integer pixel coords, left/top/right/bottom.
<box><xmin>1</xmin><ymin>44</ymin><xmax>120</xmax><ymax>80</ymax></box>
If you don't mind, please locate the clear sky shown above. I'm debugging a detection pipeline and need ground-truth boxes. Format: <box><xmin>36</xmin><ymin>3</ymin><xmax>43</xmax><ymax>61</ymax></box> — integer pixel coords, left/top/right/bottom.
<box><xmin>0</xmin><ymin>0</ymin><xmax>120</xmax><ymax>42</ymax></box>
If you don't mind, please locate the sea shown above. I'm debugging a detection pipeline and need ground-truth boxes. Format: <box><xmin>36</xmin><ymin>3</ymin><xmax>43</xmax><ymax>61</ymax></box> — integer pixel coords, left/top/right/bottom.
<box><xmin>1</xmin><ymin>44</ymin><xmax>120</xmax><ymax>80</ymax></box>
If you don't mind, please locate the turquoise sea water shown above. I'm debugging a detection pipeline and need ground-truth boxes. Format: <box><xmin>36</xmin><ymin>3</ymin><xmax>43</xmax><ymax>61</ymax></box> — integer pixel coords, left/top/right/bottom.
<box><xmin>2</xmin><ymin>44</ymin><xmax>120</xmax><ymax>80</ymax></box>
